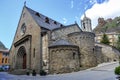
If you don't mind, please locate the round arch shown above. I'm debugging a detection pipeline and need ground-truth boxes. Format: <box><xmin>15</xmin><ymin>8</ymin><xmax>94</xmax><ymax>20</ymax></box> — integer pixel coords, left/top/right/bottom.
<box><xmin>16</xmin><ymin>46</ymin><xmax>27</xmax><ymax>69</ymax></box>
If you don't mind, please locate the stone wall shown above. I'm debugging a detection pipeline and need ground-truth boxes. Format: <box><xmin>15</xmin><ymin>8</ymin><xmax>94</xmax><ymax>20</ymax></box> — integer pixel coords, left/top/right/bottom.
<box><xmin>95</xmin><ymin>45</ymin><xmax>103</xmax><ymax>64</ymax></box>
<box><xmin>95</xmin><ymin>43</ymin><xmax>120</xmax><ymax>62</ymax></box>
<box><xmin>68</xmin><ymin>32</ymin><xmax>97</xmax><ymax>67</ymax></box>
<box><xmin>42</xmin><ymin>32</ymin><xmax>49</xmax><ymax>71</ymax></box>
<box><xmin>49</xmin><ymin>46</ymin><xmax>80</xmax><ymax>74</ymax></box>
<box><xmin>10</xmin><ymin>7</ymin><xmax>42</xmax><ymax>73</ymax></box>
<box><xmin>14</xmin><ymin>38</ymin><xmax>31</xmax><ymax>69</ymax></box>
<box><xmin>51</xmin><ymin>24</ymin><xmax>81</xmax><ymax>41</ymax></box>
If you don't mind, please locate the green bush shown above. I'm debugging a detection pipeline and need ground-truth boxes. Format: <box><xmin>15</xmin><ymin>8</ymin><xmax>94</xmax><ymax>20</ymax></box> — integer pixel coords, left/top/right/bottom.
<box><xmin>0</xmin><ymin>68</ymin><xmax>4</xmax><ymax>72</ymax></box>
<box><xmin>32</xmin><ymin>70</ymin><xmax>36</xmax><ymax>76</ymax></box>
<box><xmin>115</xmin><ymin>66</ymin><xmax>120</xmax><ymax>75</ymax></box>
<box><xmin>26</xmin><ymin>71</ymin><xmax>30</xmax><ymax>76</ymax></box>
<box><xmin>40</xmin><ymin>70</ymin><xmax>47</xmax><ymax>76</ymax></box>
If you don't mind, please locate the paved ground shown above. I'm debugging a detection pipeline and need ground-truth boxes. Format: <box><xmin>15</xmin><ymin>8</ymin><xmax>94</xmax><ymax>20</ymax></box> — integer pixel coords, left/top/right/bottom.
<box><xmin>0</xmin><ymin>62</ymin><xmax>119</xmax><ymax>80</ymax></box>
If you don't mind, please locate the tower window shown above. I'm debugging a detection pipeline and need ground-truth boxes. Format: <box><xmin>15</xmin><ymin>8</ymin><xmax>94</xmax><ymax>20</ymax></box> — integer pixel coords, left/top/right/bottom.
<box><xmin>73</xmin><ymin>52</ymin><xmax>76</xmax><ymax>59</ymax></box>
<box><xmin>83</xmin><ymin>23</ymin><xmax>85</xmax><ymax>29</ymax></box>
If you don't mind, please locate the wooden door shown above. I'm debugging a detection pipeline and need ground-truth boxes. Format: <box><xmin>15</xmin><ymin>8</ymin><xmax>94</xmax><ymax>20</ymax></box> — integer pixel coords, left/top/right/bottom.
<box><xmin>23</xmin><ymin>54</ymin><xmax>26</xmax><ymax>69</ymax></box>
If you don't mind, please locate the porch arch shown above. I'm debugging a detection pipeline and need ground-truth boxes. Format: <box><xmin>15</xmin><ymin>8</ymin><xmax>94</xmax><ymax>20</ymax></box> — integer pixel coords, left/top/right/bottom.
<box><xmin>16</xmin><ymin>46</ymin><xmax>27</xmax><ymax>69</ymax></box>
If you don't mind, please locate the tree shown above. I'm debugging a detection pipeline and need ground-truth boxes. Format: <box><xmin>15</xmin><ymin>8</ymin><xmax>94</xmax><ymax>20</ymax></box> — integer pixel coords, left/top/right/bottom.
<box><xmin>116</xmin><ymin>34</ymin><xmax>120</xmax><ymax>50</ymax></box>
<box><xmin>100</xmin><ymin>33</ymin><xmax>110</xmax><ymax>45</ymax></box>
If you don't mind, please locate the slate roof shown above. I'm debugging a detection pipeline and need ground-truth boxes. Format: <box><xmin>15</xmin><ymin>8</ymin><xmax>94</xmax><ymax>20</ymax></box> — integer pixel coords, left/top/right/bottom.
<box><xmin>49</xmin><ymin>39</ymin><xmax>77</xmax><ymax>47</ymax></box>
<box><xmin>52</xmin><ymin>23</ymin><xmax>82</xmax><ymax>31</ymax></box>
<box><xmin>0</xmin><ymin>41</ymin><xmax>6</xmax><ymax>50</ymax></box>
<box><xmin>25</xmin><ymin>6</ymin><xmax>64</xmax><ymax>30</ymax></box>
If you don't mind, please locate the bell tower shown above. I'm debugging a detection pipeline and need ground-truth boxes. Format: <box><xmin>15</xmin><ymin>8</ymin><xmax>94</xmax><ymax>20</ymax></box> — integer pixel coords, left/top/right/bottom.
<box><xmin>81</xmin><ymin>13</ymin><xmax>92</xmax><ymax>32</ymax></box>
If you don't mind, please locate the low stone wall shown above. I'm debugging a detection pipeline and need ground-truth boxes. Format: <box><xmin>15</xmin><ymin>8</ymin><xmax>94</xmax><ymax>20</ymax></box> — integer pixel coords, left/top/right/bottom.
<box><xmin>95</xmin><ymin>43</ymin><xmax>120</xmax><ymax>62</ymax></box>
<box><xmin>95</xmin><ymin>45</ymin><xmax>103</xmax><ymax>64</ymax></box>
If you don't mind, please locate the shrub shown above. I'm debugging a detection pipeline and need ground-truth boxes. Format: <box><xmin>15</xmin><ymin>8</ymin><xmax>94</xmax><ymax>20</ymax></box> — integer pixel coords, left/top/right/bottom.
<box><xmin>40</xmin><ymin>70</ymin><xmax>47</xmax><ymax>76</ymax></box>
<box><xmin>100</xmin><ymin>33</ymin><xmax>110</xmax><ymax>45</ymax></box>
<box><xmin>32</xmin><ymin>70</ymin><xmax>36</xmax><ymax>76</ymax></box>
<box><xmin>0</xmin><ymin>68</ymin><xmax>4</xmax><ymax>72</ymax></box>
<box><xmin>26</xmin><ymin>71</ymin><xmax>30</xmax><ymax>76</ymax></box>
<box><xmin>115</xmin><ymin>66</ymin><xmax>120</xmax><ymax>75</ymax></box>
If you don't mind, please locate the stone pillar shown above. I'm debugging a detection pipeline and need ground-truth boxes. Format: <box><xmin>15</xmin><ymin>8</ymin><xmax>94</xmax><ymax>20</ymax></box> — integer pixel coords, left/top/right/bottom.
<box><xmin>39</xmin><ymin>33</ymin><xmax>43</xmax><ymax>71</ymax></box>
<box><xmin>26</xmin><ymin>51</ymin><xmax>29</xmax><ymax>69</ymax></box>
<box><xmin>34</xmin><ymin>32</ymin><xmax>42</xmax><ymax>73</ymax></box>
<box><xmin>14</xmin><ymin>51</ymin><xmax>17</xmax><ymax>69</ymax></box>
<box><xmin>29</xmin><ymin>37</ymin><xmax>31</xmax><ymax>70</ymax></box>
<box><xmin>26</xmin><ymin>37</ymin><xmax>31</xmax><ymax>72</ymax></box>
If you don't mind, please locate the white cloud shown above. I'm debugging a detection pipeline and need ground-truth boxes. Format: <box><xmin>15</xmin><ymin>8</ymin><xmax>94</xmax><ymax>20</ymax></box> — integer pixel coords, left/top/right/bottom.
<box><xmin>63</xmin><ymin>18</ymin><xmax>67</xmax><ymax>24</ymax></box>
<box><xmin>81</xmin><ymin>0</ymin><xmax>120</xmax><ymax>29</ymax></box>
<box><xmin>71</xmin><ymin>0</ymin><xmax>74</xmax><ymax>8</ymax></box>
<box><xmin>89</xmin><ymin>0</ymin><xmax>96</xmax><ymax>4</ymax></box>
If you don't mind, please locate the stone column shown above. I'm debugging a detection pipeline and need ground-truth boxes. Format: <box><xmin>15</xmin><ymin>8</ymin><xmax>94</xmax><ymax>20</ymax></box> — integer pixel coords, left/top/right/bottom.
<box><xmin>14</xmin><ymin>50</ymin><xmax>17</xmax><ymax>69</ymax></box>
<box><xmin>39</xmin><ymin>33</ymin><xmax>43</xmax><ymax>71</ymax></box>
<box><xmin>26</xmin><ymin>38</ymin><xmax>31</xmax><ymax>71</ymax></box>
<box><xmin>29</xmin><ymin>37</ymin><xmax>31</xmax><ymax>70</ymax></box>
<box><xmin>26</xmin><ymin>50</ymin><xmax>29</xmax><ymax>69</ymax></box>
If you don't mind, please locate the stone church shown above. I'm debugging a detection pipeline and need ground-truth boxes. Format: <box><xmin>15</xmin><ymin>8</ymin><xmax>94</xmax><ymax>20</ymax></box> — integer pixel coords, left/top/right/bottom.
<box><xmin>9</xmin><ymin>5</ymin><xmax>120</xmax><ymax>74</ymax></box>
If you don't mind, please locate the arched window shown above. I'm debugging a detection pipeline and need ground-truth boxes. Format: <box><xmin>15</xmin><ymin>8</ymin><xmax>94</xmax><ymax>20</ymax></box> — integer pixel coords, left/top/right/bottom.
<box><xmin>93</xmin><ymin>48</ymin><xmax>95</xmax><ymax>52</ymax></box>
<box><xmin>73</xmin><ymin>52</ymin><xmax>76</xmax><ymax>59</ymax></box>
<box><xmin>83</xmin><ymin>23</ymin><xmax>85</xmax><ymax>29</ymax></box>
<box><xmin>20</xmin><ymin>23</ymin><xmax>26</xmax><ymax>35</ymax></box>
<box><xmin>33</xmin><ymin>48</ymin><xmax>35</xmax><ymax>58</ymax></box>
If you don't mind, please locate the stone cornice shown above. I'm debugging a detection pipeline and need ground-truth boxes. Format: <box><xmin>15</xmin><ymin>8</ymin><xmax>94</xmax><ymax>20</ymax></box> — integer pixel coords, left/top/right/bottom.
<box><xmin>14</xmin><ymin>35</ymin><xmax>32</xmax><ymax>47</ymax></box>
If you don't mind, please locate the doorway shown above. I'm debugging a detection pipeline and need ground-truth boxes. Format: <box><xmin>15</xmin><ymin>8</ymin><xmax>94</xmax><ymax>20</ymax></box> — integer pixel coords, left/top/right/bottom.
<box><xmin>17</xmin><ymin>46</ymin><xmax>27</xmax><ymax>69</ymax></box>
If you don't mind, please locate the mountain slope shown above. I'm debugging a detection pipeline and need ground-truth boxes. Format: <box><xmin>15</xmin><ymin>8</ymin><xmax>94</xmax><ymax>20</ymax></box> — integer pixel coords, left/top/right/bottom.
<box><xmin>93</xmin><ymin>16</ymin><xmax>120</xmax><ymax>34</ymax></box>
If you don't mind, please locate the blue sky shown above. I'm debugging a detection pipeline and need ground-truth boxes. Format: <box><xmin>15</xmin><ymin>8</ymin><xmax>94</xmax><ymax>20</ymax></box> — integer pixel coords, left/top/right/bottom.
<box><xmin>0</xmin><ymin>0</ymin><xmax>120</xmax><ymax>49</ymax></box>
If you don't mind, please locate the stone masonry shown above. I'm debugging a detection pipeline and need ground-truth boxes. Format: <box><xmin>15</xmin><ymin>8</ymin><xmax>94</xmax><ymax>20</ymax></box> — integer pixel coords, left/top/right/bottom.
<box><xmin>9</xmin><ymin>5</ymin><xmax>120</xmax><ymax>75</ymax></box>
